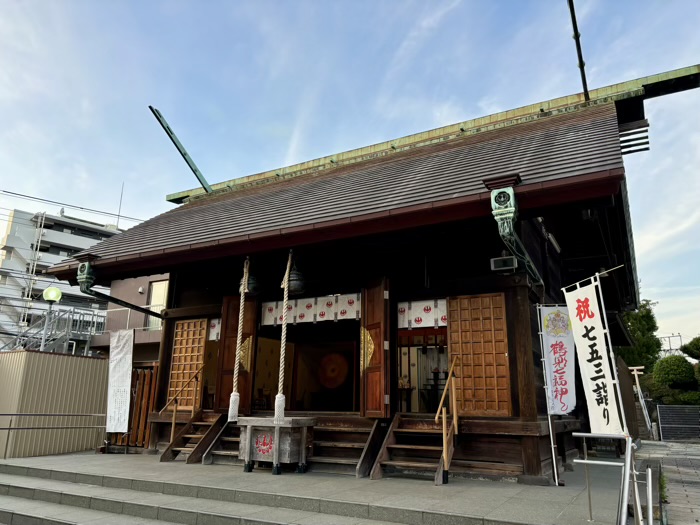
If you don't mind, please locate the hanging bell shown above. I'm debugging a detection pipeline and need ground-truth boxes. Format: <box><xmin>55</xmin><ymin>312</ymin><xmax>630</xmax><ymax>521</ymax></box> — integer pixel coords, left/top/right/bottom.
<box><xmin>288</xmin><ymin>266</ymin><xmax>305</xmax><ymax>296</ymax></box>
<box><xmin>240</xmin><ymin>273</ymin><xmax>259</xmax><ymax>295</ymax></box>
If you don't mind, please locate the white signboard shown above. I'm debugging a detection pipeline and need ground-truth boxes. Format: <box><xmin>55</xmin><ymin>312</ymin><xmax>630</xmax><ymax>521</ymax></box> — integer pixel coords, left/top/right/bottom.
<box><xmin>564</xmin><ymin>281</ymin><xmax>625</xmax><ymax>435</ymax></box>
<box><xmin>539</xmin><ymin>306</ymin><xmax>576</xmax><ymax>415</ymax></box>
<box><xmin>106</xmin><ymin>329</ymin><xmax>134</xmax><ymax>433</ymax></box>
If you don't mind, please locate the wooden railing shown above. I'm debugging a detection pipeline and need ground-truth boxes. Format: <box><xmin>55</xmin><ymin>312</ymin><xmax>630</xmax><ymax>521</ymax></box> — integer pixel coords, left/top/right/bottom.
<box><xmin>434</xmin><ymin>355</ymin><xmax>459</xmax><ymax>484</ymax></box>
<box><xmin>159</xmin><ymin>364</ymin><xmax>204</xmax><ymax>443</ymax></box>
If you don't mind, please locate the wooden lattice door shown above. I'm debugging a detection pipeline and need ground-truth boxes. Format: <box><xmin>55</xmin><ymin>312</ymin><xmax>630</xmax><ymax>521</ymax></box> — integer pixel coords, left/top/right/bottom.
<box><xmin>168</xmin><ymin>319</ymin><xmax>207</xmax><ymax>410</ymax></box>
<box><xmin>448</xmin><ymin>293</ymin><xmax>512</xmax><ymax>417</ymax></box>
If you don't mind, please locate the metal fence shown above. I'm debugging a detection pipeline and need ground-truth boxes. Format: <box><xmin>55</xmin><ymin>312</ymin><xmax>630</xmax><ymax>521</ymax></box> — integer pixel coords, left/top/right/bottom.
<box><xmin>658</xmin><ymin>405</ymin><xmax>700</xmax><ymax>441</ymax></box>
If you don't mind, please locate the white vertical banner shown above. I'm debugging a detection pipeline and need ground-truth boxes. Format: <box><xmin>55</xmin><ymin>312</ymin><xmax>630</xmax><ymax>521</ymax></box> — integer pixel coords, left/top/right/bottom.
<box><xmin>539</xmin><ymin>306</ymin><xmax>576</xmax><ymax>415</ymax></box>
<box><xmin>564</xmin><ymin>281</ymin><xmax>625</xmax><ymax>436</ymax></box>
<box><xmin>106</xmin><ymin>329</ymin><xmax>134</xmax><ymax>433</ymax></box>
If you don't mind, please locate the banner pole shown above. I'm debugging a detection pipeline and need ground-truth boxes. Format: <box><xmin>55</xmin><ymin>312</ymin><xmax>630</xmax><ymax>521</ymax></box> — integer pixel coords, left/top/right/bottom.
<box><xmin>537</xmin><ymin>304</ymin><xmax>560</xmax><ymax>486</ymax></box>
<box><xmin>593</xmin><ymin>273</ymin><xmax>629</xmax><ymax>435</ymax></box>
<box><xmin>562</xmin><ymin>264</ymin><xmax>625</xmax><ymax>292</ymax></box>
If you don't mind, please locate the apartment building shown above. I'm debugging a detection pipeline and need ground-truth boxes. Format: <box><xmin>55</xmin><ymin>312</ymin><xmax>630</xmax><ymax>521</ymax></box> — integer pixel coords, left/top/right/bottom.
<box><xmin>0</xmin><ymin>209</ymin><xmax>119</xmax><ymax>349</ymax></box>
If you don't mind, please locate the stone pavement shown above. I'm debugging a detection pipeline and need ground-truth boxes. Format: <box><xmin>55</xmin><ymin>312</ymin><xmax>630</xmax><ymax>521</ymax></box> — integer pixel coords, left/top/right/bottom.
<box><xmin>0</xmin><ymin>451</ymin><xmax>625</xmax><ymax>525</ymax></box>
<box><xmin>637</xmin><ymin>441</ymin><xmax>700</xmax><ymax>525</ymax></box>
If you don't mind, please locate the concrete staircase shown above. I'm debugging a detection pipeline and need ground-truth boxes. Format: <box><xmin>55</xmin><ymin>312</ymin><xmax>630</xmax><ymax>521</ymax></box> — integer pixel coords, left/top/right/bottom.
<box><xmin>0</xmin><ymin>463</ymin><xmax>409</xmax><ymax>525</ymax></box>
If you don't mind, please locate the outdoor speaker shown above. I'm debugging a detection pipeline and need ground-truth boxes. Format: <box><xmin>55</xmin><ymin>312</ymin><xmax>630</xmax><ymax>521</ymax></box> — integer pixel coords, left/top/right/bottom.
<box><xmin>490</xmin><ymin>256</ymin><xmax>518</xmax><ymax>272</ymax></box>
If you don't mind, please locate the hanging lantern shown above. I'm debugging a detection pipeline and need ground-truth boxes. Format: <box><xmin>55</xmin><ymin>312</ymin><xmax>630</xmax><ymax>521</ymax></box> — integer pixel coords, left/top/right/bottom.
<box><xmin>288</xmin><ymin>265</ymin><xmax>305</xmax><ymax>296</ymax></box>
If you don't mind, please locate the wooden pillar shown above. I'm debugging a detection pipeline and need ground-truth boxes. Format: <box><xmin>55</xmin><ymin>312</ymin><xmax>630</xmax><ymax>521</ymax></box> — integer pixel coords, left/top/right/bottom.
<box><xmin>508</xmin><ymin>276</ymin><xmax>544</xmax><ymax>480</ymax></box>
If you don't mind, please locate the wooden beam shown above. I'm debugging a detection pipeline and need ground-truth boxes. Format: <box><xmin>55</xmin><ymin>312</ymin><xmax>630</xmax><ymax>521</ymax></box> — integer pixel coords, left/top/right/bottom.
<box><xmin>161</xmin><ymin>304</ymin><xmax>222</xmax><ymax>319</ymax></box>
<box><xmin>457</xmin><ymin>418</ymin><xmax>581</xmax><ymax>436</ymax></box>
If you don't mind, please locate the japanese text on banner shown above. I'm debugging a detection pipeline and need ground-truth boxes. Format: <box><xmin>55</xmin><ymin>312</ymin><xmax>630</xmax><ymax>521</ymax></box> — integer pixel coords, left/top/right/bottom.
<box><xmin>564</xmin><ymin>282</ymin><xmax>625</xmax><ymax>435</ymax></box>
<box><xmin>539</xmin><ymin>306</ymin><xmax>576</xmax><ymax>415</ymax></box>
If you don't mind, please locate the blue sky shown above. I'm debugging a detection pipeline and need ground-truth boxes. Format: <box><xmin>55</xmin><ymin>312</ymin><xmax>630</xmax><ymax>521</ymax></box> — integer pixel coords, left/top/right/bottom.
<box><xmin>1</xmin><ymin>0</ymin><xmax>698</xmax><ymax>346</ymax></box>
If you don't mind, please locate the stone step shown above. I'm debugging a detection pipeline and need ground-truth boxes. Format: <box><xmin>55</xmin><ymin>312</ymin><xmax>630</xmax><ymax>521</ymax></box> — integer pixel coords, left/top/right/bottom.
<box><xmin>0</xmin><ymin>494</ymin><xmax>179</xmax><ymax>525</ymax></box>
<box><xmin>0</xmin><ymin>473</ymin><xmax>392</xmax><ymax>525</ymax></box>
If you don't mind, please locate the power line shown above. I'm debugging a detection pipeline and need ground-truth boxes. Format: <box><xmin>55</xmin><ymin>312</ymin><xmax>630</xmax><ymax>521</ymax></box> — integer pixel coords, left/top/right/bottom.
<box><xmin>0</xmin><ymin>191</ymin><xmax>144</xmax><ymax>222</ymax></box>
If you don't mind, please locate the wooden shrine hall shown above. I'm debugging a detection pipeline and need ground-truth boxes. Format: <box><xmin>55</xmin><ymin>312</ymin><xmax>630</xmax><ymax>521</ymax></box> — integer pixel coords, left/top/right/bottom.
<box><xmin>49</xmin><ymin>65</ymin><xmax>700</xmax><ymax>485</ymax></box>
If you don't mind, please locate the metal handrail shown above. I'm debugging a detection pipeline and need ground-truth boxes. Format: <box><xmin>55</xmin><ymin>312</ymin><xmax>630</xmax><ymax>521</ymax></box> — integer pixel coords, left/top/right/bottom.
<box><xmin>434</xmin><ymin>355</ymin><xmax>460</xmax><ymax>483</ymax></box>
<box><xmin>0</xmin><ymin>413</ymin><xmax>106</xmax><ymax>459</ymax></box>
<box><xmin>101</xmin><ymin>304</ymin><xmax>165</xmax><ymax>334</ymax></box>
<box><xmin>572</xmin><ymin>432</ymin><xmax>650</xmax><ymax>525</ymax></box>
<box><xmin>0</xmin><ymin>413</ymin><xmax>106</xmax><ymax>417</ymax></box>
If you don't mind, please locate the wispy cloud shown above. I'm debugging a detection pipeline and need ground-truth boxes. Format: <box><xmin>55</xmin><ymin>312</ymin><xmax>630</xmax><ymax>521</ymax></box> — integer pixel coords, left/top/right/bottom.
<box><xmin>383</xmin><ymin>0</ymin><xmax>462</xmax><ymax>85</ymax></box>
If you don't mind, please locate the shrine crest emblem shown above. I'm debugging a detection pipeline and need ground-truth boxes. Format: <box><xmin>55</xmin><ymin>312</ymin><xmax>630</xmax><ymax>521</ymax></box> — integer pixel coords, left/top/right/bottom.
<box><xmin>255</xmin><ymin>434</ymin><xmax>274</xmax><ymax>455</ymax></box>
<box><xmin>544</xmin><ymin>310</ymin><xmax>571</xmax><ymax>337</ymax></box>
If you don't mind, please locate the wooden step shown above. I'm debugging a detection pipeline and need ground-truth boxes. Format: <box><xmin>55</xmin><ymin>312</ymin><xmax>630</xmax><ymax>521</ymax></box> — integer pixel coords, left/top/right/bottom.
<box><xmin>308</xmin><ymin>456</ymin><xmax>358</xmax><ymax>465</ymax></box>
<box><xmin>192</xmin><ymin>421</ymin><xmax>214</xmax><ymax>426</ymax></box>
<box><xmin>220</xmin><ymin>436</ymin><xmax>240</xmax><ymax>443</ymax></box>
<box><xmin>394</xmin><ymin>428</ymin><xmax>442</xmax><ymax>434</ymax></box>
<box><xmin>211</xmin><ymin>450</ymin><xmax>239</xmax><ymax>457</ymax></box>
<box><xmin>173</xmin><ymin>447</ymin><xmax>194</xmax><ymax>453</ymax></box>
<box><xmin>451</xmin><ymin>459</ymin><xmax>524</xmax><ymax>473</ymax></box>
<box><xmin>314</xmin><ymin>426</ymin><xmax>371</xmax><ymax>433</ymax></box>
<box><xmin>380</xmin><ymin>460</ymin><xmax>439</xmax><ymax>470</ymax></box>
<box><xmin>387</xmin><ymin>444</ymin><xmax>442</xmax><ymax>451</ymax></box>
<box><xmin>313</xmin><ymin>441</ymin><xmax>364</xmax><ymax>449</ymax></box>
<box><xmin>183</xmin><ymin>434</ymin><xmax>203</xmax><ymax>439</ymax></box>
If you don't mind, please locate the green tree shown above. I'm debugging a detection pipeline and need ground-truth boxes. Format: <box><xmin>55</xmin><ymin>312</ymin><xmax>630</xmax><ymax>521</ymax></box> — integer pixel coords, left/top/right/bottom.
<box><xmin>681</xmin><ymin>336</ymin><xmax>700</xmax><ymax>360</ymax></box>
<box><xmin>653</xmin><ymin>355</ymin><xmax>697</xmax><ymax>389</ymax></box>
<box><xmin>614</xmin><ymin>299</ymin><xmax>662</xmax><ymax>370</ymax></box>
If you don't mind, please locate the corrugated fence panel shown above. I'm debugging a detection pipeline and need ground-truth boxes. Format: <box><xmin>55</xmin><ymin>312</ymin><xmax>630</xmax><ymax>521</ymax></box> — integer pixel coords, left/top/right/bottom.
<box><xmin>0</xmin><ymin>351</ymin><xmax>28</xmax><ymax>459</ymax></box>
<box><xmin>658</xmin><ymin>405</ymin><xmax>700</xmax><ymax>441</ymax></box>
<box><xmin>8</xmin><ymin>351</ymin><xmax>108</xmax><ymax>458</ymax></box>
